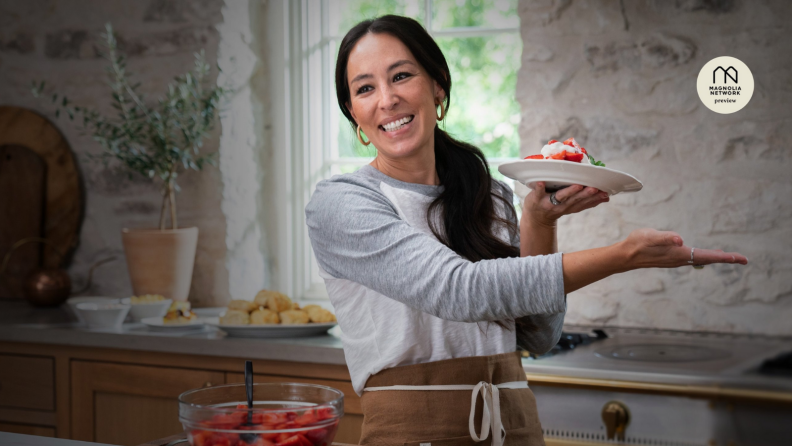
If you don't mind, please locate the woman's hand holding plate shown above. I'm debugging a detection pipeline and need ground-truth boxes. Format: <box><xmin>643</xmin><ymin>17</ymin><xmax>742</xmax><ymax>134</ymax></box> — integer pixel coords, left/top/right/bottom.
<box><xmin>522</xmin><ymin>181</ymin><xmax>610</xmax><ymax>227</ymax></box>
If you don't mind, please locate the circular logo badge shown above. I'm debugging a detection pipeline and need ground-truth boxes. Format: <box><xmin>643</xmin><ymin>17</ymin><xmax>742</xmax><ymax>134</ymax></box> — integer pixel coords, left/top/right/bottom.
<box><xmin>697</xmin><ymin>56</ymin><xmax>754</xmax><ymax>114</ymax></box>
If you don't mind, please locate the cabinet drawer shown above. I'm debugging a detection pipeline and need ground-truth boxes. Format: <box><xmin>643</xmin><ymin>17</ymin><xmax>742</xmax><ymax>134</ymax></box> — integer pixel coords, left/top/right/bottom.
<box><xmin>0</xmin><ymin>354</ymin><xmax>54</xmax><ymax>410</ymax></box>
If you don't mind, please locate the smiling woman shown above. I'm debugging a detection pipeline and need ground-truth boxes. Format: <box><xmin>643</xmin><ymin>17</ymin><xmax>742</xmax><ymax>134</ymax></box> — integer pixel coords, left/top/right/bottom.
<box><xmin>305</xmin><ymin>14</ymin><xmax>747</xmax><ymax>446</ymax></box>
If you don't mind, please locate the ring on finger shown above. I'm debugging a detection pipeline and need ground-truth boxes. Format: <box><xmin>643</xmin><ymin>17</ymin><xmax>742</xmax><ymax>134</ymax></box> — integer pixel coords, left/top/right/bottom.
<box><xmin>689</xmin><ymin>247</ymin><xmax>705</xmax><ymax>269</ymax></box>
<box><xmin>549</xmin><ymin>192</ymin><xmax>562</xmax><ymax>206</ymax></box>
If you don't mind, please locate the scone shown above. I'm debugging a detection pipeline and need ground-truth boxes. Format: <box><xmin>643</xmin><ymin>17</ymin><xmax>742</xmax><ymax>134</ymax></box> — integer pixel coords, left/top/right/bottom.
<box><xmin>253</xmin><ymin>289</ymin><xmax>279</xmax><ymax>306</ymax></box>
<box><xmin>254</xmin><ymin>290</ymin><xmax>293</xmax><ymax>313</ymax></box>
<box><xmin>291</xmin><ymin>302</ymin><xmax>301</xmax><ymax>310</ymax></box>
<box><xmin>220</xmin><ymin>309</ymin><xmax>250</xmax><ymax>325</ymax></box>
<box><xmin>250</xmin><ymin>308</ymin><xmax>280</xmax><ymax>325</ymax></box>
<box><xmin>279</xmin><ymin>310</ymin><xmax>310</xmax><ymax>325</ymax></box>
<box><xmin>305</xmin><ymin>306</ymin><xmax>337</xmax><ymax>323</ymax></box>
<box><xmin>302</xmin><ymin>304</ymin><xmax>322</xmax><ymax>313</ymax></box>
<box><xmin>227</xmin><ymin>299</ymin><xmax>257</xmax><ymax>313</ymax></box>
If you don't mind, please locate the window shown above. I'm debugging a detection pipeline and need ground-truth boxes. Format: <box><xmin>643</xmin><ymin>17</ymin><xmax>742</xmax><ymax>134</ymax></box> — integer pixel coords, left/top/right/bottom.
<box><xmin>279</xmin><ymin>0</ymin><xmax>521</xmax><ymax>302</ymax></box>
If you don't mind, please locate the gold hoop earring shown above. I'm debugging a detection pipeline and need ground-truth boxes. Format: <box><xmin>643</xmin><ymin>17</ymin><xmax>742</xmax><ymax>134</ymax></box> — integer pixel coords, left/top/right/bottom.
<box><xmin>356</xmin><ymin>124</ymin><xmax>371</xmax><ymax>146</ymax></box>
<box><xmin>436</xmin><ymin>101</ymin><xmax>446</xmax><ymax>121</ymax></box>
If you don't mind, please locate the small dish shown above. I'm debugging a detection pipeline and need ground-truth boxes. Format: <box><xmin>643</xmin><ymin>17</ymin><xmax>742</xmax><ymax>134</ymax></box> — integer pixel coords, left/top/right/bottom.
<box><xmin>66</xmin><ymin>296</ymin><xmax>121</xmax><ymax>325</ymax></box>
<box><xmin>74</xmin><ymin>302</ymin><xmax>130</xmax><ymax>330</ymax></box>
<box><xmin>141</xmin><ymin>316</ymin><xmax>206</xmax><ymax>332</ymax></box>
<box><xmin>121</xmin><ymin>297</ymin><xmax>173</xmax><ymax>322</ymax></box>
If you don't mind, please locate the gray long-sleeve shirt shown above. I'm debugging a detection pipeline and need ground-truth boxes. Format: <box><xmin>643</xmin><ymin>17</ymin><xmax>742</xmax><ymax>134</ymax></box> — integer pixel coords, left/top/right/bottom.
<box><xmin>305</xmin><ymin>164</ymin><xmax>566</xmax><ymax>394</ymax></box>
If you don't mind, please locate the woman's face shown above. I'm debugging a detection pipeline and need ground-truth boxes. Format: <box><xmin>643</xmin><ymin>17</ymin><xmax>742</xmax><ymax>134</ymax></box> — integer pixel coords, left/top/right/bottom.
<box><xmin>346</xmin><ymin>32</ymin><xmax>444</xmax><ymax>160</ymax></box>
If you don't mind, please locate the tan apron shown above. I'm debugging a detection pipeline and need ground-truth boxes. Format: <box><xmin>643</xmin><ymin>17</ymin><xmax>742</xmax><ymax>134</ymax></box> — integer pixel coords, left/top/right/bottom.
<box><xmin>358</xmin><ymin>351</ymin><xmax>545</xmax><ymax>446</ymax></box>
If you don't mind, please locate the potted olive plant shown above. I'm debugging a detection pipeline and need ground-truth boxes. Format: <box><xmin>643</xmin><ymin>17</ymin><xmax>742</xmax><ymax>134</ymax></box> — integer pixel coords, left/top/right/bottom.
<box><xmin>33</xmin><ymin>23</ymin><xmax>232</xmax><ymax>301</ymax></box>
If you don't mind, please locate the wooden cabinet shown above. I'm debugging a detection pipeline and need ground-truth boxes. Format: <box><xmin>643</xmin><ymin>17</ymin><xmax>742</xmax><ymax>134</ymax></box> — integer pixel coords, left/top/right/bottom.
<box><xmin>0</xmin><ymin>342</ymin><xmax>362</xmax><ymax>445</ymax></box>
<box><xmin>0</xmin><ymin>354</ymin><xmax>54</xmax><ymax>410</ymax></box>
<box><xmin>227</xmin><ymin>372</ymin><xmax>363</xmax><ymax>444</ymax></box>
<box><xmin>71</xmin><ymin>361</ymin><xmax>224</xmax><ymax>446</ymax></box>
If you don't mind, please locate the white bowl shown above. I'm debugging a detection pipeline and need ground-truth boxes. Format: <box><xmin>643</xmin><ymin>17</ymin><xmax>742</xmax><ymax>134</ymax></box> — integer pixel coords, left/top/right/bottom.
<box><xmin>66</xmin><ymin>296</ymin><xmax>121</xmax><ymax>324</ymax></box>
<box><xmin>74</xmin><ymin>302</ymin><xmax>130</xmax><ymax>330</ymax></box>
<box><xmin>121</xmin><ymin>297</ymin><xmax>173</xmax><ymax>322</ymax></box>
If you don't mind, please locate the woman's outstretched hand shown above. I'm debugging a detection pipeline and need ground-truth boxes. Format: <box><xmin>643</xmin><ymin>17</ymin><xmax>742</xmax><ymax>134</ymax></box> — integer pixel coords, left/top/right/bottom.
<box><xmin>523</xmin><ymin>182</ymin><xmax>609</xmax><ymax>227</ymax></box>
<box><xmin>562</xmin><ymin>228</ymin><xmax>749</xmax><ymax>294</ymax></box>
<box><xmin>619</xmin><ymin>228</ymin><xmax>748</xmax><ymax>269</ymax></box>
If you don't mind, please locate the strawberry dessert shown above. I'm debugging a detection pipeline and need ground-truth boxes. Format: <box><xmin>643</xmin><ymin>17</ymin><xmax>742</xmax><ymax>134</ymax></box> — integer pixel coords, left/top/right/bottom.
<box><xmin>524</xmin><ymin>138</ymin><xmax>605</xmax><ymax>166</ymax></box>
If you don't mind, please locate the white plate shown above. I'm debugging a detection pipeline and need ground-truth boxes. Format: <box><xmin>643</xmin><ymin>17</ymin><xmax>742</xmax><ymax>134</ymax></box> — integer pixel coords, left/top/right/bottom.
<box><xmin>204</xmin><ymin>318</ymin><xmax>337</xmax><ymax>338</ymax></box>
<box><xmin>140</xmin><ymin>316</ymin><xmax>206</xmax><ymax>332</ymax></box>
<box><xmin>498</xmin><ymin>159</ymin><xmax>643</xmax><ymax>195</ymax></box>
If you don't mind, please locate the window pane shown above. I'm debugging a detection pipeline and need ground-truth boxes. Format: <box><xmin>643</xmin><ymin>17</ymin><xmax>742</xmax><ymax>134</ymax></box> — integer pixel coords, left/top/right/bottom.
<box><xmin>328</xmin><ymin>0</ymin><xmax>424</xmax><ymax>39</ymax></box>
<box><xmin>435</xmin><ymin>33</ymin><xmax>522</xmax><ymax>159</ymax></box>
<box><xmin>432</xmin><ymin>0</ymin><xmax>518</xmax><ymax>30</ymax></box>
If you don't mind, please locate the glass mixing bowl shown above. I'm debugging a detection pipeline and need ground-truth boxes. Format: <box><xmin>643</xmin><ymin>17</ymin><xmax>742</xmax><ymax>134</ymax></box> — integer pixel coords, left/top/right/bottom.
<box><xmin>179</xmin><ymin>382</ymin><xmax>344</xmax><ymax>446</ymax></box>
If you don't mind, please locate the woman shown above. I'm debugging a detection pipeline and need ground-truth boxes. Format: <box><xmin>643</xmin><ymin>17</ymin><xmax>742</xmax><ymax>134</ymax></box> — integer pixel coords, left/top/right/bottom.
<box><xmin>305</xmin><ymin>15</ymin><xmax>747</xmax><ymax>446</ymax></box>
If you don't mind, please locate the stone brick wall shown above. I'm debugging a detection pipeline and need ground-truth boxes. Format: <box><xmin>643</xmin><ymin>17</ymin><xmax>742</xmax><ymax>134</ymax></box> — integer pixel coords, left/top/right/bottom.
<box><xmin>517</xmin><ymin>0</ymin><xmax>792</xmax><ymax>334</ymax></box>
<box><xmin>0</xmin><ymin>0</ymin><xmax>231</xmax><ymax>306</ymax></box>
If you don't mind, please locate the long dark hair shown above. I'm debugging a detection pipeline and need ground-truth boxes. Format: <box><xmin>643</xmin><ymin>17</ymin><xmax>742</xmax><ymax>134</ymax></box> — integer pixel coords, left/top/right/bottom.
<box><xmin>335</xmin><ymin>15</ymin><xmax>522</xmax><ymax>328</ymax></box>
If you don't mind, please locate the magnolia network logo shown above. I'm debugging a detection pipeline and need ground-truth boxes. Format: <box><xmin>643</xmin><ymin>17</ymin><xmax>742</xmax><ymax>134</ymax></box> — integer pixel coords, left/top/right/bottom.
<box><xmin>697</xmin><ymin>56</ymin><xmax>754</xmax><ymax>114</ymax></box>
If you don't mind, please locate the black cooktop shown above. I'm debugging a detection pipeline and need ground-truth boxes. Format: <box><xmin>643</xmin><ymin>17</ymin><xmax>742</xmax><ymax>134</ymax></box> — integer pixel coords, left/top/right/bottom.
<box><xmin>520</xmin><ymin>329</ymin><xmax>608</xmax><ymax>360</ymax></box>
<box><xmin>759</xmin><ymin>350</ymin><xmax>792</xmax><ymax>376</ymax></box>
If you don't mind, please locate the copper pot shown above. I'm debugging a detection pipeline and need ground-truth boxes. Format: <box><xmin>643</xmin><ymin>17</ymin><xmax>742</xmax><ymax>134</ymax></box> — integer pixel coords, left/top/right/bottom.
<box><xmin>23</xmin><ymin>268</ymin><xmax>72</xmax><ymax>307</ymax></box>
<box><xmin>1</xmin><ymin>237</ymin><xmax>114</xmax><ymax>307</ymax></box>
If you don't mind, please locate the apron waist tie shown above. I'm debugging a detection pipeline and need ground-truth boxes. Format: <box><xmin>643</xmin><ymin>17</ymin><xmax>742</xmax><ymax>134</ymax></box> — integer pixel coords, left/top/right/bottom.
<box><xmin>363</xmin><ymin>380</ymin><xmax>529</xmax><ymax>446</ymax></box>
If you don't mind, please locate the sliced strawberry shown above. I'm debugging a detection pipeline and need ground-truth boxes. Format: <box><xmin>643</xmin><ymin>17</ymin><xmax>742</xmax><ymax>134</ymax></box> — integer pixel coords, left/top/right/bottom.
<box><xmin>315</xmin><ymin>407</ymin><xmax>335</xmax><ymax>421</ymax></box>
<box><xmin>547</xmin><ymin>139</ymin><xmax>558</xmax><ymax>144</ymax></box>
<box><xmin>523</xmin><ymin>154</ymin><xmax>544</xmax><ymax>160</ymax></box>
<box><xmin>564</xmin><ymin>152</ymin><xmax>584</xmax><ymax>162</ymax></box>
<box><xmin>580</xmin><ymin>146</ymin><xmax>587</xmax><ymax>155</ymax></box>
<box><xmin>304</xmin><ymin>428</ymin><xmax>328</xmax><ymax>444</ymax></box>
<box><xmin>294</xmin><ymin>408</ymin><xmax>316</xmax><ymax>426</ymax></box>
<box><xmin>274</xmin><ymin>434</ymin><xmax>311</xmax><ymax>446</ymax></box>
<box><xmin>549</xmin><ymin>152</ymin><xmax>566</xmax><ymax>160</ymax></box>
<box><xmin>563</xmin><ymin>138</ymin><xmax>581</xmax><ymax>150</ymax></box>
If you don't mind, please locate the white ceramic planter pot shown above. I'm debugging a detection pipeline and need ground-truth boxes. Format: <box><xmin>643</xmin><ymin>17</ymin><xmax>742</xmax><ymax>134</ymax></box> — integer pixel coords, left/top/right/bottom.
<box><xmin>121</xmin><ymin>227</ymin><xmax>199</xmax><ymax>301</ymax></box>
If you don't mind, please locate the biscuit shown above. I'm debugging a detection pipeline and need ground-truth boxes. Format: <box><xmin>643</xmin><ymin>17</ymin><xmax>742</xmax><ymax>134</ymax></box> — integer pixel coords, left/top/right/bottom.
<box><xmin>254</xmin><ymin>289</ymin><xmax>292</xmax><ymax>312</ymax></box>
<box><xmin>306</xmin><ymin>307</ymin><xmax>336</xmax><ymax>323</ymax></box>
<box><xmin>250</xmin><ymin>308</ymin><xmax>280</xmax><ymax>325</ymax></box>
<box><xmin>302</xmin><ymin>305</ymin><xmax>322</xmax><ymax>313</ymax></box>
<box><xmin>227</xmin><ymin>299</ymin><xmax>257</xmax><ymax>313</ymax></box>
<box><xmin>220</xmin><ymin>309</ymin><xmax>250</xmax><ymax>325</ymax></box>
<box><xmin>279</xmin><ymin>310</ymin><xmax>310</xmax><ymax>325</ymax></box>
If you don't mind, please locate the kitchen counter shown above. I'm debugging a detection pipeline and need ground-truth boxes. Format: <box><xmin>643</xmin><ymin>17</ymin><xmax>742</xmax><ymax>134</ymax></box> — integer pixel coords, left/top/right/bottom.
<box><xmin>0</xmin><ymin>432</ymin><xmax>116</xmax><ymax>446</ymax></box>
<box><xmin>522</xmin><ymin>325</ymin><xmax>792</xmax><ymax>400</ymax></box>
<box><xmin>0</xmin><ymin>300</ymin><xmax>346</xmax><ymax>365</ymax></box>
<box><xmin>2</xmin><ymin>301</ymin><xmax>791</xmax><ymax>398</ymax></box>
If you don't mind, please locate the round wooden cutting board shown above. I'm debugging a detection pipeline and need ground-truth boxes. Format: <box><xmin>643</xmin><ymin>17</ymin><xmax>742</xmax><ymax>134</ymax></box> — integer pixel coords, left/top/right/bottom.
<box><xmin>0</xmin><ymin>106</ymin><xmax>82</xmax><ymax>272</ymax></box>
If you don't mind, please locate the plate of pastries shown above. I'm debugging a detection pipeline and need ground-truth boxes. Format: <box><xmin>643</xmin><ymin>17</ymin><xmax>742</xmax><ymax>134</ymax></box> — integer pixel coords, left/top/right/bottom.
<box><xmin>141</xmin><ymin>301</ymin><xmax>204</xmax><ymax>331</ymax></box>
<box><xmin>206</xmin><ymin>289</ymin><xmax>338</xmax><ymax>338</ymax></box>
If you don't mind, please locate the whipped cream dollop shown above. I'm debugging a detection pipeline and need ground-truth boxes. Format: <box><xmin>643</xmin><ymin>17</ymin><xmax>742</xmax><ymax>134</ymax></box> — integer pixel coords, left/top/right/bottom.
<box><xmin>540</xmin><ymin>141</ymin><xmax>591</xmax><ymax>164</ymax></box>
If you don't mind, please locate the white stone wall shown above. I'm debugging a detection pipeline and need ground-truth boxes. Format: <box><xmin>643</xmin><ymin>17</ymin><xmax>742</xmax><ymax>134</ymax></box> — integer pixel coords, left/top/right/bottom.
<box><xmin>517</xmin><ymin>0</ymin><xmax>792</xmax><ymax>335</ymax></box>
<box><xmin>0</xmin><ymin>0</ymin><xmax>233</xmax><ymax>306</ymax></box>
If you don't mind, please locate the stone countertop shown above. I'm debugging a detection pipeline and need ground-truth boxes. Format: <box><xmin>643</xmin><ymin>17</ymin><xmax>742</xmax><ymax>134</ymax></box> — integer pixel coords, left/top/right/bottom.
<box><xmin>0</xmin><ymin>432</ymin><xmax>116</xmax><ymax>446</ymax></box>
<box><xmin>0</xmin><ymin>300</ymin><xmax>346</xmax><ymax>365</ymax></box>
<box><xmin>3</xmin><ymin>301</ymin><xmax>792</xmax><ymax>398</ymax></box>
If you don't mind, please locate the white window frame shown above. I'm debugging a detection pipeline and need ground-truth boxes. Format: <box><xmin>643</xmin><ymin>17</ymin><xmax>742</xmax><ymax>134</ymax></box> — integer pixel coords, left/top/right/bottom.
<box><xmin>267</xmin><ymin>0</ymin><xmax>520</xmax><ymax>304</ymax></box>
